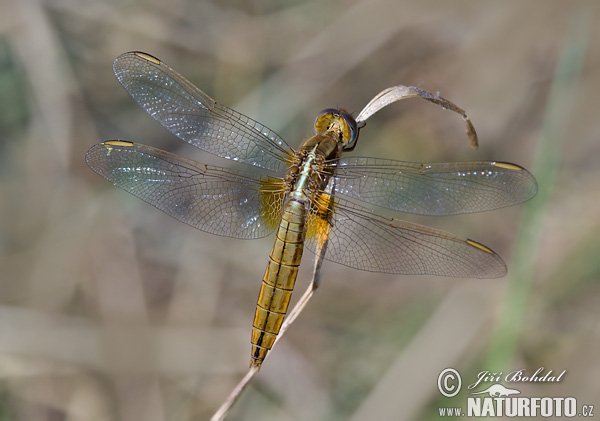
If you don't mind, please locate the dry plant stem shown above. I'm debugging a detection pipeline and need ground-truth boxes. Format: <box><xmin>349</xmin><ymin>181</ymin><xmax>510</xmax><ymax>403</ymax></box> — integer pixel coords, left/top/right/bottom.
<box><xmin>356</xmin><ymin>85</ymin><xmax>479</xmax><ymax>149</ymax></box>
<box><xmin>210</xmin><ymin>285</ymin><xmax>320</xmax><ymax>421</ymax></box>
<box><xmin>210</xmin><ymin>366</ymin><xmax>259</xmax><ymax>421</ymax></box>
<box><xmin>211</xmin><ymin>243</ymin><xmax>327</xmax><ymax>421</ymax></box>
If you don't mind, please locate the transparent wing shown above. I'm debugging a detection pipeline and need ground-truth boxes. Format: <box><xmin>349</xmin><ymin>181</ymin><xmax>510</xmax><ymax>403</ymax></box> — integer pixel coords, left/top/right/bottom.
<box><xmin>112</xmin><ymin>51</ymin><xmax>295</xmax><ymax>173</ymax></box>
<box><xmin>330</xmin><ymin>157</ymin><xmax>537</xmax><ymax>215</ymax></box>
<box><xmin>305</xmin><ymin>197</ymin><xmax>506</xmax><ymax>278</ymax></box>
<box><xmin>85</xmin><ymin>141</ymin><xmax>285</xmax><ymax>239</ymax></box>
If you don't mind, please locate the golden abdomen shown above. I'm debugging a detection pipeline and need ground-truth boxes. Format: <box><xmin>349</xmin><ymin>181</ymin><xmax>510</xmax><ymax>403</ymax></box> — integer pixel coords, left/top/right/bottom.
<box><xmin>250</xmin><ymin>198</ymin><xmax>308</xmax><ymax>368</ymax></box>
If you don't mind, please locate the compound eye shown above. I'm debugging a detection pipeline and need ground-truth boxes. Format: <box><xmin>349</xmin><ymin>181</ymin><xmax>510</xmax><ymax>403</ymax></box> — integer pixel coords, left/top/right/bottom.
<box><xmin>314</xmin><ymin>109</ymin><xmax>338</xmax><ymax>133</ymax></box>
<box><xmin>339</xmin><ymin>110</ymin><xmax>358</xmax><ymax>150</ymax></box>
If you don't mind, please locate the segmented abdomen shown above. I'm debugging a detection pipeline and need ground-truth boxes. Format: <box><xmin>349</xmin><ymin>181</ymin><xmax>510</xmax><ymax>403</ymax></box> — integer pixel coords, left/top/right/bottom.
<box><xmin>250</xmin><ymin>197</ymin><xmax>307</xmax><ymax>368</ymax></box>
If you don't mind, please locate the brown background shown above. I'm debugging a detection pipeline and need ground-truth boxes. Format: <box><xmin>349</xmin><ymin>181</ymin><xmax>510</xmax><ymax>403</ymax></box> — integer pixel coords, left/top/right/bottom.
<box><xmin>1</xmin><ymin>0</ymin><xmax>599</xmax><ymax>420</ymax></box>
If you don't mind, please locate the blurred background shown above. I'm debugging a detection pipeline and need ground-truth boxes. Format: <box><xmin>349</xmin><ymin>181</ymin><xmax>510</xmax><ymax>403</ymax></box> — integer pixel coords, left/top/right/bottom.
<box><xmin>1</xmin><ymin>0</ymin><xmax>599</xmax><ymax>420</ymax></box>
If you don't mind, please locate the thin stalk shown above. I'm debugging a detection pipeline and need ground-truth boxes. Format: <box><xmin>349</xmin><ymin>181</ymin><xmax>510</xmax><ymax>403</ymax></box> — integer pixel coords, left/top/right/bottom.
<box><xmin>210</xmin><ymin>241</ymin><xmax>327</xmax><ymax>421</ymax></box>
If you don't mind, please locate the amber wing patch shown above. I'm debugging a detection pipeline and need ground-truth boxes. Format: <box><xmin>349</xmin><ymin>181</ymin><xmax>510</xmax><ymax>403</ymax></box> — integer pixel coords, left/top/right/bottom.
<box><xmin>259</xmin><ymin>178</ymin><xmax>286</xmax><ymax>231</ymax></box>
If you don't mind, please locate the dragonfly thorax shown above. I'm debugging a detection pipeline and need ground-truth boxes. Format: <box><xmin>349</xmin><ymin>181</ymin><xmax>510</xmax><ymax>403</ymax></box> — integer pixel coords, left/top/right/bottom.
<box><xmin>284</xmin><ymin>133</ymin><xmax>339</xmax><ymax>202</ymax></box>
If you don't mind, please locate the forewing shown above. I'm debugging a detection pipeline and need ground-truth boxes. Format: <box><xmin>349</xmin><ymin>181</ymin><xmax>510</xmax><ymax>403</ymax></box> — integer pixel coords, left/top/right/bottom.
<box><xmin>112</xmin><ymin>52</ymin><xmax>294</xmax><ymax>173</ymax></box>
<box><xmin>85</xmin><ymin>141</ymin><xmax>285</xmax><ymax>239</ymax></box>
<box><xmin>331</xmin><ymin>158</ymin><xmax>537</xmax><ymax>215</ymax></box>
<box><xmin>305</xmin><ymin>198</ymin><xmax>507</xmax><ymax>278</ymax></box>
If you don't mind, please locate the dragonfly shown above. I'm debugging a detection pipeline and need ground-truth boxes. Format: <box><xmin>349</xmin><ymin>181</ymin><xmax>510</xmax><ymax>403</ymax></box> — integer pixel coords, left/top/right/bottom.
<box><xmin>86</xmin><ymin>51</ymin><xmax>537</xmax><ymax>369</ymax></box>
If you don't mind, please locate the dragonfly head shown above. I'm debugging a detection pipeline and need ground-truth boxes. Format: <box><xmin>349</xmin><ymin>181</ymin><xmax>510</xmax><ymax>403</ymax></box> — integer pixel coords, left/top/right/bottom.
<box><xmin>315</xmin><ymin>108</ymin><xmax>359</xmax><ymax>151</ymax></box>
